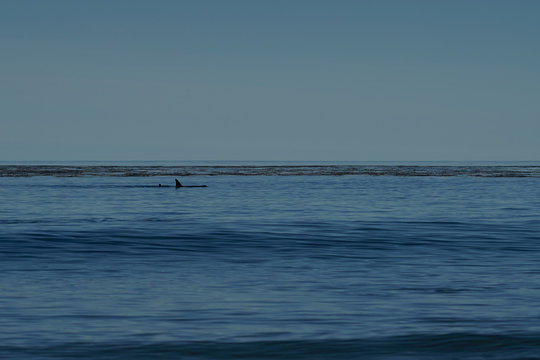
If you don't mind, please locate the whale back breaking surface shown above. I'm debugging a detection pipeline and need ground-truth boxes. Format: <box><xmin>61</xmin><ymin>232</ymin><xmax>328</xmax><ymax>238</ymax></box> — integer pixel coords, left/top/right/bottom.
<box><xmin>175</xmin><ymin>178</ymin><xmax>207</xmax><ymax>188</ymax></box>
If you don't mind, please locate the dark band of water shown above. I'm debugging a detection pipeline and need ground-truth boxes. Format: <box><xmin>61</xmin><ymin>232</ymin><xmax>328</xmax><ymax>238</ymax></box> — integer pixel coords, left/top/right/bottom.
<box><xmin>2</xmin><ymin>165</ymin><xmax>540</xmax><ymax>177</ymax></box>
<box><xmin>2</xmin><ymin>333</ymin><xmax>540</xmax><ymax>360</ymax></box>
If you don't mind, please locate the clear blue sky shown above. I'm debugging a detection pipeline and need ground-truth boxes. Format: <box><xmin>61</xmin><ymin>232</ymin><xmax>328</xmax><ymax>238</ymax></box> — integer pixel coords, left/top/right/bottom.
<box><xmin>1</xmin><ymin>0</ymin><xmax>539</xmax><ymax>161</ymax></box>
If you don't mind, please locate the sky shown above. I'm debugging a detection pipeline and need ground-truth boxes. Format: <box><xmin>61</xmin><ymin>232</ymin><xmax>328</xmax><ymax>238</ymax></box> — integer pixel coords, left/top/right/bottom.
<box><xmin>1</xmin><ymin>0</ymin><xmax>539</xmax><ymax>161</ymax></box>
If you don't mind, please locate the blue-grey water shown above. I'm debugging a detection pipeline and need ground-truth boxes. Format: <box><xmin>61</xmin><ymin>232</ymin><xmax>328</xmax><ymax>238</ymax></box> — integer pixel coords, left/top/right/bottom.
<box><xmin>1</xmin><ymin>163</ymin><xmax>540</xmax><ymax>359</ymax></box>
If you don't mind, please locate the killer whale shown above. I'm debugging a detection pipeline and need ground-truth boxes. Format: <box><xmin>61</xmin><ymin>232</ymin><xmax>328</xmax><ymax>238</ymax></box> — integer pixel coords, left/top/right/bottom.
<box><xmin>158</xmin><ymin>178</ymin><xmax>207</xmax><ymax>188</ymax></box>
<box><xmin>175</xmin><ymin>178</ymin><xmax>207</xmax><ymax>188</ymax></box>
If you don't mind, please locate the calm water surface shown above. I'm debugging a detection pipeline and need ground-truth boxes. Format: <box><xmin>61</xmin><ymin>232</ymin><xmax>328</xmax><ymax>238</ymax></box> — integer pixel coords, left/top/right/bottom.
<box><xmin>1</xmin><ymin>166</ymin><xmax>540</xmax><ymax>359</ymax></box>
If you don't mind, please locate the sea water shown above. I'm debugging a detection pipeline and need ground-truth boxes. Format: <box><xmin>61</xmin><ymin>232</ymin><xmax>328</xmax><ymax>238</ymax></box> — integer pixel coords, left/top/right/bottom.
<box><xmin>1</xmin><ymin>163</ymin><xmax>540</xmax><ymax>359</ymax></box>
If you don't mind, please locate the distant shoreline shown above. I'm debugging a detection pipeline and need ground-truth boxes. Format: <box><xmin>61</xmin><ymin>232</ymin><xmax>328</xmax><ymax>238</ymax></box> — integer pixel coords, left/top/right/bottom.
<box><xmin>1</xmin><ymin>164</ymin><xmax>539</xmax><ymax>177</ymax></box>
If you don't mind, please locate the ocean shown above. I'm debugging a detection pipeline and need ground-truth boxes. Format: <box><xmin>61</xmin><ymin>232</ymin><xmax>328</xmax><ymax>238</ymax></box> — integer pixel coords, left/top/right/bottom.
<box><xmin>1</xmin><ymin>162</ymin><xmax>540</xmax><ymax>359</ymax></box>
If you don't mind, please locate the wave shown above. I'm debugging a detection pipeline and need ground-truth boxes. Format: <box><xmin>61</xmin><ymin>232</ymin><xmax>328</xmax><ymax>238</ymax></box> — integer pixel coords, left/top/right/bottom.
<box><xmin>3</xmin><ymin>220</ymin><xmax>539</xmax><ymax>262</ymax></box>
<box><xmin>2</xmin><ymin>165</ymin><xmax>540</xmax><ymax>177</ymax></box>
<box><xmin>2</xmin><ymin>333</ymin><xmax>540</xmax><ymax>359</ymax></box>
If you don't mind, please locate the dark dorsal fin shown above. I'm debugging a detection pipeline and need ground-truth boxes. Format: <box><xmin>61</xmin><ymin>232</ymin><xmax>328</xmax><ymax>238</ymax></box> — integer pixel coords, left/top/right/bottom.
<box><xmin>175</xmin><ymin>179</ymin><xmax>182</xmax><ymax>188</ymax></box>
